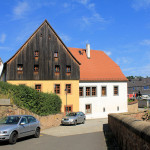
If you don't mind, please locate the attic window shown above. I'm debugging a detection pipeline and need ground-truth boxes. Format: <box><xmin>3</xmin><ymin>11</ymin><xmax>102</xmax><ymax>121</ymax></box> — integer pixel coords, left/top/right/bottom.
<box><xmin>66</xmin><ymin>65</ymin><xmax>71</xmax><ymax>73</ymax></box>
<box><xmin>17</xmin><ymin>64</ymin><xmax>23</xmax><ymax>72</ymax></box>
<box><xmin>54</xmin><ymin>52</ymin><xmax>58</xmax><ymax>58</ymax></box>
<box><xmin>55</xmin><ymin>65</ymin><xmax>60</xmax><ymax>73</ymax></box>
<box><xmin>34</xmin><ymin>65</ymin><xmax>39</xmax><ymax>72</ymax></box>
<box><xmin>34</xmin><ymin>51</ymin><xmax>39</xmax><ymax>57</ymax></box>
<box><xmin>40</xmin><ymin>33</ymin><xmax>43</xmax><ymax>37</ymax></box>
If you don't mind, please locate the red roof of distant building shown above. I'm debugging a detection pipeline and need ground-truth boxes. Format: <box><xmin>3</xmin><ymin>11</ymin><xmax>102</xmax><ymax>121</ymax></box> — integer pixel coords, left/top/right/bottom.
<box><xmin>68</xmin><ymin>47</ymin><xmax>128</xmax><ymax>81</ymax></box>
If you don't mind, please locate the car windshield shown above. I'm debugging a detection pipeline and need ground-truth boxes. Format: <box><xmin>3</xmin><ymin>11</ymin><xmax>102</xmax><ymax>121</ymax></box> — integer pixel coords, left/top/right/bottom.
<box><xmin>66</xmin><ymin>113</ymin><xmax>77</xmax><ymax>116</ymax></box>
<box><xmin>0</xmin><ymin>116</ymin><xmax>21</xmax><ymax>124</ymax></box>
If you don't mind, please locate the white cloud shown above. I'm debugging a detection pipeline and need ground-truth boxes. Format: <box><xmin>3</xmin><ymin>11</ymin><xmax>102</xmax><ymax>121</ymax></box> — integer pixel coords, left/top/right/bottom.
<box><xmin>60</xmin><ymin>34</ymin><xmax>71</xmax><ymax>43</ymax></box>
<box><xmin>140</xmin><ymin>39</ymin><xmax>150</xmax><ymax>45</ymax></box>
<box><xmin>0</xmin><ymin>34</ymin><xmax>6</xmax><ymax>43</ymax></box>
<box><xmin>104</xmin><ymin>51</ymin><xmax>112</xmax><ymax>56</ymax></box>
<box><xmin>116</xmin><ymin>57</ymin><xmax>131</xmax><ymax>65</ymax></box>
<box><xmin>132</xmin><ymin>0</ymin><xmax>150</xmax><ymax>10</ymax></box>
<box><xmin>0</xmin><ymin>46</ymin><xmax>11</xmax><ymax>50</ymax></box>
<box><xmin>13</xmin><ymin>1</ymin><xmax>29</xmax><ymax>19</ymax></box>
<box><xmin>76</xmin><ymin>0</ymin><xmax>89</xmax><ymax>5</ymax></box>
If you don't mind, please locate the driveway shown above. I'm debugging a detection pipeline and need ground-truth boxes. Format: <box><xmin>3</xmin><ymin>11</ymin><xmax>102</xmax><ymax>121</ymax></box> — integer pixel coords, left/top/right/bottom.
<box><xmin>0</xmin><ymin>118</ymin><xmax>118</xmax><ymax>150</ymax></box>
<box><xmin>41</xmin><ymin>118</ymin><xmax>108</xmax><ymax>137</ymax></box>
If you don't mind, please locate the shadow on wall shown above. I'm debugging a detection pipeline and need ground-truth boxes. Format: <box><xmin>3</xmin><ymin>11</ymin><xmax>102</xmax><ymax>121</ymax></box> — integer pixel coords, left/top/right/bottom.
<box><xmin>103</xmin><ymin>124</ymin><xmax>121</xmax><ymax>150</ymax></box>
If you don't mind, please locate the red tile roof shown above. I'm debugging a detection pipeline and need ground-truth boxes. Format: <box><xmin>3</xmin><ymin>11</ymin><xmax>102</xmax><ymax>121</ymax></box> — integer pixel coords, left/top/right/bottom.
<box><xmin>68</xmin><ymin>47</ymin><xmax>128</xmax><ymax>81</ymax></box>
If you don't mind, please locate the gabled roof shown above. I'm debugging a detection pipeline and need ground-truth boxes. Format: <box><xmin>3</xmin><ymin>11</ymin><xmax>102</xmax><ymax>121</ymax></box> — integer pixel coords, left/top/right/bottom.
<box><xmin>6</xmin><ymin>20</ymin><xmax>80</xmax><ymax>65</ymax></box>
<box><xmin>68</xmin><ymin>47</ymin><xmax>128</xmax><ymax>81</ymax></box>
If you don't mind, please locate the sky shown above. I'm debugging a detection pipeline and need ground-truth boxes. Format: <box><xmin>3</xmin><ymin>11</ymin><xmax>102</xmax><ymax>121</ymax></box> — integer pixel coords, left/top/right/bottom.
<box><xmin>0</xmin><ymin>0</ymin><xmax>150</xmax><ymax>77</ymax></box>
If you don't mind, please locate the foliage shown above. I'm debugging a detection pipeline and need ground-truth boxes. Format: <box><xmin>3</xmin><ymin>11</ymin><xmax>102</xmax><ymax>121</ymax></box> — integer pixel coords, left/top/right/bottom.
<box><xmin>0</xmin><ymin>81</ymin><xmax>62</xmax><ymax>116</ymax></box>
<box><xmin>128</xmin><ymin>98</ymin><xmax>135</xmax><ymax>103</ymax></box>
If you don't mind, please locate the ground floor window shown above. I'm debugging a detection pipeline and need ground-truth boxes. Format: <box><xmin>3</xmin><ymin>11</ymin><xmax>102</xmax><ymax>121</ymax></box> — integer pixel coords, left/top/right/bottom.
<box><xmin>85</xmin><ymin>104</ymin><xmax>92</xmax><ymax>114</ymax></box>
<box><xmin>64</xmin><ymin>105</ymin><xmax>73</xmax><ymax>115</ymax></box>
<box><xmin>35</xmin><ymin>84</ymin><xmax>41</xmax><ymax>92</ymax></box>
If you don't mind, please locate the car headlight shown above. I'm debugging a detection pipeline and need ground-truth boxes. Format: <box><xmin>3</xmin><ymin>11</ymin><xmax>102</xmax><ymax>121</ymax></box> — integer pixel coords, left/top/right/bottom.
<box><xmin>0</xmin><ymin>131</ymin><xmax>7</xmax><ymax>134</ymax></box>
<box><xmin>69</xmin><ymin>119</ymin><xmax>74</xmax><ymax>122</ymax></box>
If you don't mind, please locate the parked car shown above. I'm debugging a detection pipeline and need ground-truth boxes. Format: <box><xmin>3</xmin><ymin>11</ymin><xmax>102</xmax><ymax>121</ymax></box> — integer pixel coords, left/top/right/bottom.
<box><xmin>61</xmin><ymin>112</ymin><xmax>86</xmax><ymax>126</ymax></box>
<box><xmin>0</xmin><ymin>115</ymin><xmax>40</xmax><ymax>144</ymax></box>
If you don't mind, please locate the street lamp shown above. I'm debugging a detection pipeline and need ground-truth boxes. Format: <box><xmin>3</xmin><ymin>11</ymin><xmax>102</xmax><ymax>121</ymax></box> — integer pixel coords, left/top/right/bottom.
<box><xmin>64</xmin><ymin>88</ymin><xmax>68</xmax><ymax>114</ymax></box>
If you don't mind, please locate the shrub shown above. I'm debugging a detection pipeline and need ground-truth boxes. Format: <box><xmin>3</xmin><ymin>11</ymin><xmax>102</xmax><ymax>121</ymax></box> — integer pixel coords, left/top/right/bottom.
<box><xmin>0</xmin><ymin>81</ymin><xmax>62</xmax><ymax>116</ymax></box>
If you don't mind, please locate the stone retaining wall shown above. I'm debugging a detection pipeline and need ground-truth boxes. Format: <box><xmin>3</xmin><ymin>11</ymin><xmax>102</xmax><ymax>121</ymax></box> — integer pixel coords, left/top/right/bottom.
<box><xmin>108</xmin><ymin>113</ymin><xmax>150</xmax><ymax>150</ymax></box>
<box><xmin>128</xmin><ymin>100</ymin><xmax>138</xmax><ymax>112</ymax></box>
<box><xmin>0</xmin><ymin>105</ymin><xmax>64</xmax><ymax>130</ymax></box>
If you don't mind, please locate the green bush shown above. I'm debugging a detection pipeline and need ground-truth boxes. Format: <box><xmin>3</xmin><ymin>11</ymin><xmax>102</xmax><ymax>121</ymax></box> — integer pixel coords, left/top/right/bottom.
<box><xmin>0</xmin><ymin>81</ymin><xmax>62</xmax><ymax>116</ymax></box>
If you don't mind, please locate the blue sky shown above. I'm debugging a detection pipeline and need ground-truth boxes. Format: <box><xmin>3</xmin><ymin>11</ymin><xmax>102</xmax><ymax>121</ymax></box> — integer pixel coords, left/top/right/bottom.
<box><xmin>0</xmin><ymin>0</ymin><xmax>150</xmax><ymax>77</ymax></box>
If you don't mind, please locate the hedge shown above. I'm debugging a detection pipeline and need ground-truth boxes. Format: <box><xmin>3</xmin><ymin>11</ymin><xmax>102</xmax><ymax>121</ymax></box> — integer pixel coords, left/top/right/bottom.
<box><xmin>0</xmin><ymin>81</ymin><xmax>62</xmax><ymax>116</ymax></box>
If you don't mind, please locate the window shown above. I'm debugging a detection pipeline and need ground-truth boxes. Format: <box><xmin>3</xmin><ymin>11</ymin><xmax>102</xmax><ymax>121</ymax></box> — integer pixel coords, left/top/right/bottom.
<box><xmin>35</xmin><ymin>84</ymin><xmax>41</xmax><ymax>92</ymax></box>
<box><xmin>17</xmin><ymin>64</ymin><xmax>23</xmax><ymax>72</ymax></box>
<box><xmin>34</xmin><ymin>51</ymin><xmax>39</xmax><ymax>57</ymax></box>
<box><xmin>85</xmin><ymin>104</ymin><xmax>91</xmax><ymax>114</ymax></box>
<box><xmin>64</xmin><ymin>105</ymin><xmax>72</xmax><ymax>114</ymax></box>
<box><xmin>34</xmin><ymin>65</ymin><xmax>39</xmax><ymax>72</ymax></box>
<box><xmin>27</xmin><ymin>116</ymin><xmax>36</xmax><ymax>123</ymax></box>
<box><xmin>117</xmin><ymin>106</ymin><xmax>119</xmax><ymax>111</ymax></box>
<box><xmin>54</xmin><ymin>52</ymin><xmax>58</xmax><ymax>58</ymax></box>
<box><xmin>114</xmin><ymin>86</ymin><xmax>119</xmax><ymax>96</ymax></box>
<box><xmin>103</xmin><ymin>107</ymin><xmax>105</xmax><ymax>112</ymax></box>
<box><xmin>20</xmin><ymin>117</ymin><xmax>28</xmax><ymax>124</ymax></box>
<box><xmin>144</xmin><ymin>86</ymin><xmax>149</xmax><ymax>90</ymax></box>
<box><xmin>66</xmin><ymin>84</ymin><xmax>71</xmax><ymax>93</ymax></box>
<box><xmin>79</xmin><ymin>87</ymin><xmax>83</xmax><ymax>96</ymax></box>
<box><xmin>55</xmin><ymin>65</ymin><xmax>60</xmax><ymax>73</ymax></box>
<box><xmin>102</xmin><ymin>86</ymin><xmax>107</xmax><ymax>96</ymax></box>
<box><xmin>86</xmin><ymin>87</ymin><xmax>90</xmax><ymax>96</ymax></box>
<box><xmin>54</xmin><ymin>84</ymin><xmax>60</xmax><ymax>94</ymax></box>
<box><xmin>92</xmin><ymin>87</ymin><xmax>96</xmax><ymax>96</ymax></box>
<box><xmin>66</xmin><ymin>66</ymin><xmax>71</xmax><ymax>73</ymax></box>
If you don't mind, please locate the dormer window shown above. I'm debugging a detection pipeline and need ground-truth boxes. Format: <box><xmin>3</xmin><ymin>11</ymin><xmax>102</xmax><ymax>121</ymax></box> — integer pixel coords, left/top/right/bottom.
<box><xmin>17</xmin><ymin>64</ymin><xmax>23</xmax><ymax>72</ymax></box>
<box><xmin>34</xmin><ymin>51</ymin><xmax>39</xmax><ymax>57</ymax></box>
<box><xmin>66</xmin><ymin>65</ymin><xmax>71</xmax><ymax>74</ymax></box>
<box><xmin>34</xmin><ymin>65</ymin><xmax>39</xmax><ymax>72</ymax></box>
<box><xmin>54</xmin><ymin>52</ymin><xmax>58</xmax><ymax>58</ymax></box>
<box><xmin>55</xmin><ymin>65</ymin><xmax>60</xmax><ymax>73</ymax></box>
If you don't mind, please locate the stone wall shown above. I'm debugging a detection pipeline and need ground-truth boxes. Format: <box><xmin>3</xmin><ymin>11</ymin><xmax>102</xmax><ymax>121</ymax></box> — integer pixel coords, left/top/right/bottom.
<box><xmin>0</xmin><ymin>105</ymin><xmax>64</xmax><ymax>130</ymax></box>
<box><xmin>108</xmin><ymin>113</ymin><xmax>150</xmax><ymax>150</ymax></box>
<box><xmin>128</xmin><ymin>100</ymin><xmax>138</xmax><ymax>112</ymax></box>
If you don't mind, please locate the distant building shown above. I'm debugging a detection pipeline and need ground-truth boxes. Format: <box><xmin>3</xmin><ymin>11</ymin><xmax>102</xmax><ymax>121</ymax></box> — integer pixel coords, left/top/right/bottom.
<box><xmin>0</xmin><ymin>58</ymin><xmax>3</xmax><ymax>77</ymax></box>
<box><xmin>128</xmin><ymin>77</ymin><xmax>150</xmax><ymax>98</ymax></box>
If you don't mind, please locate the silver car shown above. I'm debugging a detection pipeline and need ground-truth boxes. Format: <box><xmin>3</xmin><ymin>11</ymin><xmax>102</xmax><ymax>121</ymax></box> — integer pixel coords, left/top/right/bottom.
<box><xmin>0</xmin><ymin>115</ymin><xmax>40</xmax><ymax>144</ymax></box>
<box><xmin>61</xmin><ymin>112</ymin><xmax>86</xmax><ymax>126</ymax></box>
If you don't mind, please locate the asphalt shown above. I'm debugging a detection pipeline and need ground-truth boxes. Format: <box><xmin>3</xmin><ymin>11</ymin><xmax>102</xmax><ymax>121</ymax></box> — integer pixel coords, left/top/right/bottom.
<box><xmin>0</xmin><ymin>118</ymin><xmax>118</xmax><ymax>150</ymax></box>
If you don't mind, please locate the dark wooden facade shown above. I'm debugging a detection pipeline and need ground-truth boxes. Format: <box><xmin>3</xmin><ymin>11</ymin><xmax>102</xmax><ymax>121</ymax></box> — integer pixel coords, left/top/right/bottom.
<box><xmin>5</xmin><ymin>20</ymin><xmax>80</xmax><ymax>80</ymax></box>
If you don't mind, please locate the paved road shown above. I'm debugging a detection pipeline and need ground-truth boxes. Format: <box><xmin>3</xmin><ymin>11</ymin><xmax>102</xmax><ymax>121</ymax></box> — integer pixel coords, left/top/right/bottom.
<box><xmin>0</xmin><ymin>119</ymin><xmax>108</xmax><ymax>150</ymax></box>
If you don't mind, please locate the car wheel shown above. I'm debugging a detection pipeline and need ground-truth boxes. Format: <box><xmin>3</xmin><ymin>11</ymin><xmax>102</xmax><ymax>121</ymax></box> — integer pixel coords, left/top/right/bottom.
<box><xmin>82</xmin><ymin>119</ymin><xmax>85</xmax><ymax>124</ymax></box>
<box><xmin>74</xmin><ymin>120</ymin><xmax>77</xmax><ymax>126</ymax></box>
<box><xmin>34</xmin><ymin>127</ymin><xmax>40</xmax><ymax>138</ymax></box>
<box><xmin>9</xmin><ymin>131</ymin><xmax>18</xmax><ymax>144</ymax></box>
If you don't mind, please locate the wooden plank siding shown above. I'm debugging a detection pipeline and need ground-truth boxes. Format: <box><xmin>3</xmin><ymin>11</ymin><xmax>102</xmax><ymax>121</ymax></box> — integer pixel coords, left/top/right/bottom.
<box><xmin>6</xmin><ymin>21</ymin><xmax>80</xmax><ymax>80</ymax></box>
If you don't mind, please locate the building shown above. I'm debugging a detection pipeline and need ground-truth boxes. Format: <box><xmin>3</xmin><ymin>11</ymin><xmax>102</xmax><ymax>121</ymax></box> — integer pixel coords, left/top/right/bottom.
<box><xmin>128</xmin><ymin>77</ymin><xmax>150</xmax><ymax>98</ymax></box>
<box><xmin>1</xmin><ymin>20</ymin><xmax>80</xmax><ymax>114</ymax></box>
<box><xmin>1</xmin><ymin>20</ymin><xmax>128</xmax><ymax>118</ymax></box>
<box><xmin>0</xmin><ymin>58</ymin><xmax>3</xmax><ymax>77</ymax></box>
<box><xmin>69</xmin><ymin>45</ymin><xmax>128</xmax><ymax>119</ymax></box>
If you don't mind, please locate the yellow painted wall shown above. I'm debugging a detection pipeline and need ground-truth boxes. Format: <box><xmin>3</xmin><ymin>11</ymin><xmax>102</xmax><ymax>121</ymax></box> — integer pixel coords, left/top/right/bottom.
<box><xmin>7</xmin><ymin>80</ymin><xmax>79</xmax><ymax>113</ymax></box>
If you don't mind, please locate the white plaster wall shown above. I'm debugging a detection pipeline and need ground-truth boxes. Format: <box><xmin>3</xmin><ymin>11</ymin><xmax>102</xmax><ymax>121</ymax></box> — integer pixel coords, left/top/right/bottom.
<box><xmin>79</xmin><ymin>82</ymin><xmax>128</xmax><ymax>119</ymax></box>
<box><xmin>0</xmin><ymin>63</ymin><xmax>3</xmax><ymax>76</ymax></box>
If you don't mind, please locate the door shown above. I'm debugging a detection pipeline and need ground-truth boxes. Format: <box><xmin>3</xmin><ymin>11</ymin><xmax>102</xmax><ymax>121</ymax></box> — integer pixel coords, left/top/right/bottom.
<box><xmin>18</xmin><ymin>116</ymin><xmax>30</xmax><ymax>138</ymax></box>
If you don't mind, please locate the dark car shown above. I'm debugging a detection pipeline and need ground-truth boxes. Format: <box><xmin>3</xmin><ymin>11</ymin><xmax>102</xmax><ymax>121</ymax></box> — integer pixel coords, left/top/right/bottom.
<box><xmin>0</xmin><ymin>115</ymin><xmax>40</xmax><ymax>144</ymax></box>
<box><xmin>61</xmin><ymin>112</ymin><xmax>86</xmax><ymax>125</ymax></box>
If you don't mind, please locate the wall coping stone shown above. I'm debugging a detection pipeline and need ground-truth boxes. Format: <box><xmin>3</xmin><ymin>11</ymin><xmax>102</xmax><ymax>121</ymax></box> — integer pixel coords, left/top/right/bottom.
<box><xmin>109</xmin><ymin>113</ymin><xmax>150</xmax><ymax>143</ymax></box>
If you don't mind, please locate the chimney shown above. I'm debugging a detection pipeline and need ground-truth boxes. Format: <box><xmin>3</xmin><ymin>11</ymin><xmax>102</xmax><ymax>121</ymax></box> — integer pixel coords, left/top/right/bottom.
<box><xmin>86</xmin><ymin>44</ymin><xmax>90</xmax><ymax>59</ymax></box>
